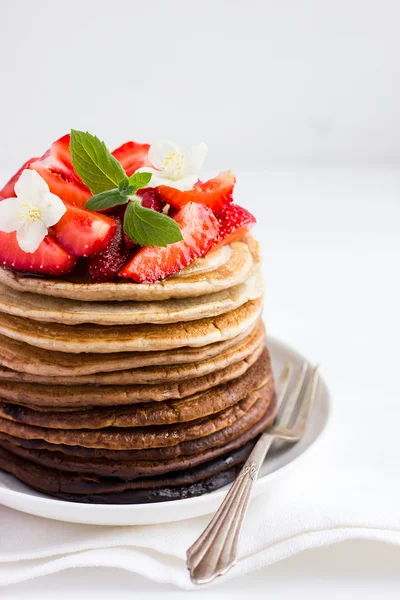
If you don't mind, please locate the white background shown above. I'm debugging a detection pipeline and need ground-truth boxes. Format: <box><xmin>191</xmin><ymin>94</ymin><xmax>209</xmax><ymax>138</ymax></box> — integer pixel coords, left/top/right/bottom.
<box><xmin>1</xmin><ymin>0</ymin><xmax>400</xmax><ymax>598</ymax></box>
<box><xmin>1</xmin><ymin>0</ymin><xmax>400</xmax><ymax>170</ymax></box>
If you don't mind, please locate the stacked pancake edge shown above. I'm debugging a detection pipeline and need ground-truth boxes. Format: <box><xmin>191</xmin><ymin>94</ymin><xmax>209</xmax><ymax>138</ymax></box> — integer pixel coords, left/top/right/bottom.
<box><xmin>0</xmin><ymin>237</ymin><xmax>277</xmax><ymax>504</ymax></box>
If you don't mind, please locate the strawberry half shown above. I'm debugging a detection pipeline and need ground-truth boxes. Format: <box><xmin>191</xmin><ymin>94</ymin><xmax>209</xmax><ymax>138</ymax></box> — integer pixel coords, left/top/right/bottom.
<box><xmin>88</xmin><ymin>215</ymin><xmax>129</xmax><ymax>282</ymax></box>
<box><xmin>119</xmin><ymin>202</ymin><xmax>219</xmax><ymax>283</ymax></box>
<box><xmin>0</xmin><ymin>158</ymin><xmax>40</xmax><ymax>198</ymax></box>
<box><xmin>157</xmin><ymin>170</ymin><xmax>235</xmax><ymax>214</ymax></box>
<box><xmin>29</xmin><ymin>134</ymin><xmax>91</xmax><ymax>208</ymax></box>
<box><xmin>52</xmin><ymin>204</ymin><xmax>117</xmax><ymax>257</ymax></box>
<box><xmin>212</xmin><ymin>203</ymin><xmax>256</xmax><ymax>252</ymax></box>
<box><xmin>0</xmin><ymin>231</ymin><xmax>76</xmax><ymax>275</ymax></box>
<box><xmin>112</xmin><ymin>141</ymin><xmax>152</xmax><ymax>176</ymax></box>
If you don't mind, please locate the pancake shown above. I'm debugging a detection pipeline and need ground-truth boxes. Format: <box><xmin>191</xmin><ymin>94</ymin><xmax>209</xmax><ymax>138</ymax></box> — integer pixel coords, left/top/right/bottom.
<box><xmin>0</xmin><ymin>390</ymin><xmax>276</xmax><ymax>462</ymax></box>
<box><xmin>0</xmin><ymin>320</ymin><xmax>262</xmax><ymax>377</ymax></box>
<box><xmin>0</xmin><ymin>440</ymin><xmax>256</xmax><ymax>503</ymax></box>
<box><xmin>0</xmin><ymin>394</ymin><xmax>276</xmax><ymax>478</ymax></box>
<box><xmin>0</xmin><ymin>297</ymin><xmax>263</xmax><ymax>354</ymax></box>
<box><xmin>0</xmin><ymin>322</ymin><xmax>265</xmax><ymax>386</ymax></box>
<box><xmin>0</xmin><ymin>368</ymin><xmax>274</xmax><ymax>450</ymax></box>
<box><xmin>0</xmin><ymin>270</ymin><xmax>263</xmax><ymax>326</ymax></box>
<box><xmin>0</xmin><ymin>344</ymin><xmax>267</xmax><ymax>408</ymax></box>
<box><xmin>0</xmin><ymin>348</ymin><xmax>270</xmax><ymax>427</ymax></box>
<box><xmin>0</xmin><ymin>240</ymin><xmax>254</xmax><ymax>301</ymax></box>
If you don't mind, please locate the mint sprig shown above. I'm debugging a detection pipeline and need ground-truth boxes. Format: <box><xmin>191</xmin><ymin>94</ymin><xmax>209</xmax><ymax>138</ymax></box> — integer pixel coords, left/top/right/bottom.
<box><xmin>70</xmin><ymin>130</ymin><xmax>183</xmax><ymax>248</ymax></box>
<box><xmin>70</xmin><ymin>130</ymin><xmax>127</xmax><ymax>194</ymax></box>
<box><xmin>124</xmin><ymin>200</ymin><xmax>183</xmax><ymax>248</ymax></box>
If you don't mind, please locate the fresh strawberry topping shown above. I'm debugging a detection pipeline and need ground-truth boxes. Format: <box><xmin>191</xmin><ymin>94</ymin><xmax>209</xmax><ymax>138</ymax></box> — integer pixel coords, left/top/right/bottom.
<box><xmin>112</xmin><ymin>141</ymin><xmax>152</xmax><ymax>176</ymax></box>
<box><xmin>212</xmin><ymin>203</ymin><xmax>256</xmax><ymax>252</ymax></box>
<box><xmin>28</xmin><ymin>135</ymin><xmax>91</xmax><ymax>208</ymax></box>
<box><xmin>0</xmin><ymin>158</ymin><xmax>40</xmax><ymax>198</ymax></box>
<box><xmin>136</xmin><ymin>187</ymin><xmax>165</xmax><ymax>213</ymax></box>
<box><xmin>52</xmin><ymin>204</ymin><xmax>117</xmax><ymax>257</ymax></box>
<box><xmin>157</xmin><ymin>170</ymin><xmax>235</xmax><ymax>213</ymax></box>
<box><xmin>0</xmin><ymin>231</ymin><xmax>76</xmax><ymax>275</ymax></box>
<box><xmin>88</xmin><ymin>215</ymin><xmax>129</xmax><ymax>283</ymax></box>
<box><xmin>119</xmin><ymin>202</ymin><xmax>219</xmax><ymax>283</ymax></box>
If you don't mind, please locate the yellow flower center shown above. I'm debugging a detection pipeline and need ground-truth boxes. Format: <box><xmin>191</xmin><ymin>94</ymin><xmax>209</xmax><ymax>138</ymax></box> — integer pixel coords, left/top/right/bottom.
<box><xmin>161</xmin><ymin>151</ymin><xmax>185</xmax><ymax>180</ymax></box>
<box><xmin>17</xmin><ymin>201</ymin><xmax>41</xmax><ymax>223</ymax></box>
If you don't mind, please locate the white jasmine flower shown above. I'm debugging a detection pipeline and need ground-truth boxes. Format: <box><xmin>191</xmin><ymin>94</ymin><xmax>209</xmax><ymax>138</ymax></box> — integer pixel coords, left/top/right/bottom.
<box><xmin>0</xmin><ymin>169</ymin><xmax>66</xmax><ymax>253</ymax></box>
<box><xmin>136</xmin><ymin>140</ymin><xmax>208</xmax><ymax>191</ymax></box>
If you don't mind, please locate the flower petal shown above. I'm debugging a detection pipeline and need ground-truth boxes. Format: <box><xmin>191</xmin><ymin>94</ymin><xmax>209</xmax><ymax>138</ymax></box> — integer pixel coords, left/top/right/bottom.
<box><xmin>36</xmin><ymin>192</ymin><xmax>67</xmax><ymax>227</ymax></box>
<box><xmin>148</xmin><ymin>141</ymin><xmax>181</xmax><ymax>170</ymax></box>
<box><xmin>15</xmin><ymin>169</ymin><xmax>50</xmax><ymax>202</ymax></box>
<box><xmin>160</xmin><ymin>174</ymin><xmax>198</xmax><ymax>192</ymax></box>
<box><xmin>16</xmin><ymin>220</ymin><xmax>48</xmax><ymax>253</ymax></box>
<box><xmin>135</xmin><ymin>168</ymin><xmax>169</xmax><ymax>189</ymax></box>
<box><xmin>185</xmin><ymin>142</ymin><xmax>208</xmax><ymax>175</ymax></box>
<box><xmin>0</xmin><ymin>198</ymin><xmax>22</xmax><ymax>232</ymax></box>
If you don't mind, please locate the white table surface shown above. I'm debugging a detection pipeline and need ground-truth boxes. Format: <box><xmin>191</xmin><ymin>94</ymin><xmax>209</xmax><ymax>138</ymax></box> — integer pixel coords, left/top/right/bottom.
<box><xmin>2</xmin><ymin>167</ymin><xmax>399</xmax><ymax>598</ymax></box>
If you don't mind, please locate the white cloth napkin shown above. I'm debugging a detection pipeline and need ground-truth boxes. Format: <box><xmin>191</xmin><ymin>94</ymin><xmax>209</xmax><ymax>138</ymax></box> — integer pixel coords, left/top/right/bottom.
<box><xmin>1</xmin><ymin>376</ymin><xmax>399</xmax><ymax>591</ymax></box>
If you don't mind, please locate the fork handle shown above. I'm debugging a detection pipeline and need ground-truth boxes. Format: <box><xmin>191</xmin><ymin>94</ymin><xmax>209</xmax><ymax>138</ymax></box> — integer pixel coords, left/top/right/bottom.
<box><xmin>186</xmin><ymin>432</ymin><xmax>274</xmax><ymax>584</ymax></box>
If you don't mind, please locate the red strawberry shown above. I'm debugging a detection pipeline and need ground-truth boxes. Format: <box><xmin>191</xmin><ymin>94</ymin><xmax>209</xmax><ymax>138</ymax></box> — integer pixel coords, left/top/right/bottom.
<box><xmin>119</xmin><ymin>202</ymin><xmax>219</xmax><ymax>283</ymax></box>
<box><xmin>136</xmin><ymin>187</ymin><xmax>165</xmax><ymax>212</ymax></box>
<box><xmin>88</xmin><ymin>215</ymin><xmax>129</xmax><ymax>282</ymax></box>
<box><xmin>157</xmin><ymin>170</ymin><xmax>235</xmax><ymax>214</ymax></box>
<box><xmin>52</xmin><ymin>204</ymin><xmax>117</xmax><ymax>257</ymax></box>
<box><xmin>0</xmin><ymin>158</ymin><xmax>40</xmax><ymax>198</ymax></box>
<box><xmin>0</xmin><ymin>231</ymin><xmax>76</xmax><ymax>275</ymax></box>
<box><xmin>112</xmin><ymin>141</ymin><xmax>152</xmax><ymax>176</ymax></box>
<box><xmin>212</xmin><ymin>203</ymin><xmax>256</xmax><ymax>252</ymax></box>
<box><xmin>49</xmin><ymin>133</ymin><xmax>74</xmax><ymax>170</ymax></box>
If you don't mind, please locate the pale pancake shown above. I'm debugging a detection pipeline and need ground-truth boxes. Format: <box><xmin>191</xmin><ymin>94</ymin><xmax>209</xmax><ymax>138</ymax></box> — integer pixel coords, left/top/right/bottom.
<box><xmin>0</xmin><ymin>270</ymin><xmax>263</xmax><ymax>325</ymax></box>
<box><xmin>0</xmin><ymin>241</ymin><xmax>254</xmax><ymax>301</ymax></box>
<box><xmin>0</xmin><ymin>322</ymin><xmax>265</xmax><ymax>385</ymax></box>
<box><xmin>0</xmin><ymin>297</ymin><xmax>263</xmax><ymax>354</ymax></box>
<box><xmin>0</xmin><ymin>321</ymin><xmax>261</xmax><ymax>376</ymax></box>
<box><xmin>0</xmin><ymin>344</ymin><xmax>265</xmax><ymax>407</ymax></box>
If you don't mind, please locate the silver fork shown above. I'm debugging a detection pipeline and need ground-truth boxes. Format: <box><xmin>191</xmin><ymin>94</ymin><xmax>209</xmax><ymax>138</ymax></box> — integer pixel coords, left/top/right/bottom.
<box><xmin>186</xmin><ymin>360</ymin><xmax>320</xmax><ymax>585</ymax></box>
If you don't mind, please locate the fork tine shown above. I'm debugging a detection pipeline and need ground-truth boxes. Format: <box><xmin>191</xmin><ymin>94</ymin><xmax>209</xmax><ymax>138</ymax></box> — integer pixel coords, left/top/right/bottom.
<box><xmin>276</xmin><ymin>361</ymin><xmax>308</xmax><ymax>428</ymax></box>
<box><xmin>276</xmin><ymin>362</ymin><xmax>294</xmax><ymax>410</ymax></box>
<box><xmin>290</xmin><ymin>365</ymin><xmax>319</xmax><ymax>438</ymax></box>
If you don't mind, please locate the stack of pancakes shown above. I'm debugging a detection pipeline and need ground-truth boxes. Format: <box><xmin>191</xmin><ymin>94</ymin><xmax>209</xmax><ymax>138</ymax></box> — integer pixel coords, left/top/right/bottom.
<box><xmin>0</xmin><ymin>237</ymin><xmax>276</xmax><ymax>503</ymax></box>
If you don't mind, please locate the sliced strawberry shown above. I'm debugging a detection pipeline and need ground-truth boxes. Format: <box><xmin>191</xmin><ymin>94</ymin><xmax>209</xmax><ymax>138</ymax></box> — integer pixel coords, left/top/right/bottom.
<box><xmin>52</xmin><ymin>204</ymin><xmax>117</xmax><ymax>257</ymax></box>
<box><xmin>50</xmin><ymin>133</ymin><xmax>74</xmax><ymax>170</ymax></box>
<box><xmin>212</xmin><ymin>203</ymin><xmax>256</xmax><ymax>252</ymax></box>
<box><xmin>88</xmin><ymin>215</ymin><xmax>130</xmax><ymax>282</ymax></box>
<box><xmin>136</xmin><ymin>187</ymin><xmax>165</xmax><ymax>213</ymax></box>
<box><xmin>119</xmin><ymin>202</ymin><xmax>219</xmax><ymax>283</ymax></box>
<box><xmin>0</xmin><ymin>158</ymin><xmax>40</xmax><ymax>198</ymax></box>
<box><xmin>157</xmin><ymin>170</ymin><xmax>235</xmax><ymax>214</ymax></box>
<box><xmin>0</xmin><ymin>231</ymin><xmax>76</xmax><ymax>275</ymax></box>
<box><xmin>112</xmin><ymin>141</ymin><xmax>152</xmax><ymax>176</ymax></box>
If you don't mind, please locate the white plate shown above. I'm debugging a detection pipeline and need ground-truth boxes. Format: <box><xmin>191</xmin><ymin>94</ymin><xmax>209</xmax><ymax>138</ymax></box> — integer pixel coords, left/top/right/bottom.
<box><xmin>0</xmin><ymin>336</ymin><xmax>330</xmax><ymax>526</ymax></box>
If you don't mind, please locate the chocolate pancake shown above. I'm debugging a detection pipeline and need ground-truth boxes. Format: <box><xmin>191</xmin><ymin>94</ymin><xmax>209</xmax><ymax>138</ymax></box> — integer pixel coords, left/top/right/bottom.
<box><xmin>0</xmin><ymin>344</ymin><xmax>267</xmax><ymax>408</ymax></box>
<box><xmin>0</xmin><ymin>367</ymin><xmax>274</xmax><ymax>450</ymax></box>
<box><xmin>0</xmin><ymin>393</ymin><xmax>276</xmax><ymax>478</ymax></box>
<box><xmin>0</xmin><ymin>297</ymin><xmax>263</xmax><ymax>354</ymax></box>
<box><xmin>0</xmin><ymin>321</ymin><xmax>262</xmax><ymax>377</ymax></box>
<box><xmin>0</xmin><ymin>385</ymin><xmax>274</xmax><ymax>461</ymax></box>
<box><xmin>0</xmin><ymin>322</ymin><xmax>265</xmax><ymax>386</ymax></box>
<box><xmin>0</xmin><ymin>358</ymin><xmax>269</xmax><ymax>430</ymax></box>
<box><xmin>0</xmin><ymin>440</ymin><xmax>256</xmax><ymax>503</ymax></box>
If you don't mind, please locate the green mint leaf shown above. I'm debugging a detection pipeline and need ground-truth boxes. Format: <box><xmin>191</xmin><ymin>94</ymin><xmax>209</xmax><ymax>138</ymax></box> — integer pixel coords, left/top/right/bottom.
<box><xmin>85</xmin><ymin>189</ymin><xmax>128</xmax><ymax>211</ymax></box>
<box><xmin>70</xmin><ymin>130</ymin><xmax>127</xmax><ymax>194</ymax></box>
<box><xmin>123</xmin><ymin>200</ymin><xmax>183</xmax><ymax>248</ymax></box>
<box><xmin>118</xmin><ymin>177</ymin><xmax>130</xmax><ymax>191</ymax></box>
<box><xmin>127</xmin><ymin>172</ymin><xmax>152</xmax><ymax>189</ymax></box>
<box><xmin>120</xmin><ymin>185</ymin><xmax>136</xmax><ymax>197</ymax></box>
